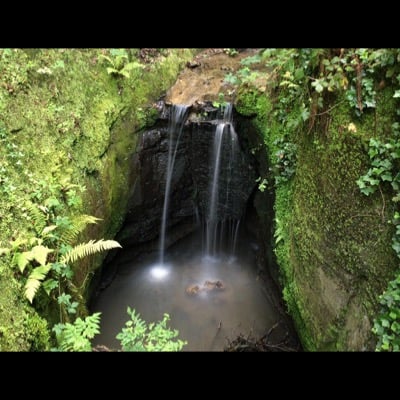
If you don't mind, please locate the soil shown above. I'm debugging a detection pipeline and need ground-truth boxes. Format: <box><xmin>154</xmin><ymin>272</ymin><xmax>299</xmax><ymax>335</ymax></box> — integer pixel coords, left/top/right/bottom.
<box><xmin>166</xmin><ymin>48</ymin><xmax>263</xmax><ymax>106</ymax></box>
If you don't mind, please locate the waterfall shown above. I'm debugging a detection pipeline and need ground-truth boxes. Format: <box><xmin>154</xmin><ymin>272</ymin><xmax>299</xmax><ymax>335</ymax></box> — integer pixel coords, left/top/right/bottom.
<box><xmin>159</xmin><ymin>104</ymin><xmax>189</xmax><ymax>265</ymax></box>
<box><xmin>204</xmin><ymin>103</ymin><xmax>240</xmax><ymax>258</ymax></box>
<box><xmin>205</xmin><ymin>123</ymin><xmax>226</xmax><ymax>256</ymax></box>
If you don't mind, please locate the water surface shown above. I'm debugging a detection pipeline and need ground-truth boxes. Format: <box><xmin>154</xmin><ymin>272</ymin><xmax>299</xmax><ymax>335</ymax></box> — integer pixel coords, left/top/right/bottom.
<box><xmin>91</xmin><ymin>231</ymin><xmax>282</xmax><ymax>351</ymax></box>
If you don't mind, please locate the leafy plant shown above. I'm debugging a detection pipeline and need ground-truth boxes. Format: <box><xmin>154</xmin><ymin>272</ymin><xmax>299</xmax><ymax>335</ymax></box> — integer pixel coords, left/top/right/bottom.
<box><xmin>256</xmin><ymin>177</ymin><xmax>268</xmax><ymax>192</ymax></box>
<box><xmin>357</xmin><ymin>124</ymin><xmax>400</xmax><ymax>351</ymax></box>
<box><xmin>116</xmin><ymin>307</ymin><xmax>187</xmax><ymax>352</ymax></box>
<box><xmin>372</xmin><ymin>275</ymin><xmax>400</xmax><ymax>351</ymax></box>
<box><xmin>212</xmin><ymin>92</ymin><xmax>228</xmax><ymax>109</ymax></box>
<box><xmin>0</xmin><ymin>209</ymin><xmax>121</xmax><ymax>318</ymax></box>
<box><xmin>223</xmin><ymin>48</ymin><xmax>238</xmax><ymax>57</ymax></box>
<box><xmin>274</xmin><ymin>218</ymin><xmax>285</xmax><ymax>245</ymax></box>
<box><xmin>356</xmin><ymin>129</ymin><xmax>400</xmax><ymax>196</ymax></box>
<box><xmin>271</xmin><ymin>138</ymin><xmax>297</xmax><ymax>185</ymax></box>
<box><xmin>52</xmin><ymin>312</ymin><xmax>101</xmax><ymax>351</ymax></box>
<box><xmin>99</xmin><ymin>49</ymin><xmax>144</xmax><ymax>79</ymax></box>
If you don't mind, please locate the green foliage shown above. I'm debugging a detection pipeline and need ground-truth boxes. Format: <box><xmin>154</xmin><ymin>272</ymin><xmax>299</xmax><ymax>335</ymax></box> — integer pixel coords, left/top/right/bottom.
<box><xmin>24</xmin><ymin>311</ymin><xmax>51</xmax><ymax>351</ymax></box>
<box><xmin>99</xmin><ymin>49</ymin><xmax>144</xmax><ymax>79</ymax></box>
<box><xmin>0</xmin><ymin>48</ymin><xmax>194</xmax><ymax>350</ymax></box>
<box><xmin>256</xmin><ymin>177</ymin><xmax>268</xmax><ymax>192</ymax></box>
<box><xmin>116</xmin><ymin>307</ymin><xmax>187</xmax><ymax>352</ymax></box>
<box><xmin>25</xmin><ymin>264</ymin><xmax>52</xmax><ymax>304</ymax></box>
<box><xmin>372</xmin><ymin>274</ymin><xmax>400</xmax><ymax>351</ymax></box>
<box><xmin>61</xmin><ymin>239</ymin><xmax>121</xmax><ymax>265</ymax></box>
<box><xmin>274</xmin><ymin>217</ymin><xmax>285</xmax><ymax>245</ymax></box>
<box><xmin>271</xmin><ymin>138</ymin><xmax>297</xmax><ymax>185</ymax></box>
<box><xmin>223</xmin><ymin>48</ymin><xmax>238</xmax><ymax>57</ymax></box>
<box><xmin>212</xmin><ymin>92</ymin><xmax>228</xmax><ymax>109</ymax></box>
<box><xmin>357</xmin><ymin>124</ymin><xmax>400</xmax><ymax>351</ymax></box>
<box><xmin>52</xmin><ymin>312</ymin><xmax>101</xmax><ymax>351</ymax></box>
<box><xmin>0</xmin><ymin>211</ymin><xmax>121</xmax><ymax>315</ymax></box>
<box><xmin>356</xmin><ymin>126</ymin><xmax>400</xmax><ymax>196</ymax></box>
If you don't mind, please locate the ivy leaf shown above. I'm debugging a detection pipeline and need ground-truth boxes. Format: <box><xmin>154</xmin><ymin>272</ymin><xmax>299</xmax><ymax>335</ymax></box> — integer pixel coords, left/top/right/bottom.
<box><xmin>361</xmin><ymin>186</ymin><xmax>376</xmax><ymax>196</ymax></box>
<box><xmin>381</xmin><ymin>173</ymin><xmax>393</xmax><ymax>182</ymax></box>
<box><xmin>301</xmin><ymin>108</ymin><xmax>310</xmax><ymax>121</ymax></box>
<box><xmin>315</xmin><ymin>83</ymin><xmax>323</xmax><ymax>93</ymax></box>
<box><xmin>392</xmin><ymin>241</ymin><xmax>400</xmax><ymax>255</ymax></box>
<box><xmin>381</xmin><ymin>319</ymin><xmax>390</xmax><ymax>328</ymax></box>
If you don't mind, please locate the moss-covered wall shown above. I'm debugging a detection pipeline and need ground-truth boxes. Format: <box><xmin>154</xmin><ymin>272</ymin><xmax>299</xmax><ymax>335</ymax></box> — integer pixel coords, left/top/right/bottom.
<box><xmin>0</xmin><ymin>48</ymin><xmax>194</xmax><ymax>350</ymax></box>
<box><xmin>236</xmin><ymin>83</ymin><xmax>398</xmax><ymax>351</ymax></box>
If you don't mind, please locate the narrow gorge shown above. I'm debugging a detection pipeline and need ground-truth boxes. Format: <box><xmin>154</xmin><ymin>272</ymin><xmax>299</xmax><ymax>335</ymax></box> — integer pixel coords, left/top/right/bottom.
<box><xmin>0</xmin><ymin>48</ymin><xmax>398</xmax><ymax>351</ymax></box>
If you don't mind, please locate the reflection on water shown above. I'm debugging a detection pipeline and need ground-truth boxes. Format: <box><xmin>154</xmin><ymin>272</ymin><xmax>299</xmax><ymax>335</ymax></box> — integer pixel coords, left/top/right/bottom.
<box><xmin>91</xmin><ymin>231</ymin><xmax>281</xmax><ymax>351</ymax></box>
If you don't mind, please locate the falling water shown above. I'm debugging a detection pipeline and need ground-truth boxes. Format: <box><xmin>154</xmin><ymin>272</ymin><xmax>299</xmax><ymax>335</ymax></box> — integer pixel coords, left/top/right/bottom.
<box><xmin>159</xmin><ymin>104</ymin><xmax>189</xmax><ymax>265</ymax></box>
<box><xmin>206</xmin><ymin>123</ymin><xmax>226</xmax><ymax>256</ymax></box>
<box><xmin>205</xmin><ymin>103</ymin><xmax>240</xmax><ymax>258</ymax></box>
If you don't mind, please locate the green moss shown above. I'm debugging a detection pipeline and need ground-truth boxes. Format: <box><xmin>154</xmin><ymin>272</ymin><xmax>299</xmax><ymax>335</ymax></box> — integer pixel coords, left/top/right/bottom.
<box><xmin>236</xmin><ymin>77</ymin><xmax>399</xmax><ymax>351</ymax></box>
<box><xmin>0</xmin><ymin>48</ymin><xmax>195</xmax><ymax>350</ymax></box>
<box><xmin>0</xmin><ymin>268</ymin><xmax>49</xmax><ymax>351</ymax></box>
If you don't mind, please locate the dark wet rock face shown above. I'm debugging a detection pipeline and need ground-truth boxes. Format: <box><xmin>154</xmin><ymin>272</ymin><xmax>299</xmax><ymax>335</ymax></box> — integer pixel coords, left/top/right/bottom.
<box><xmin>190</xmin><ymin>120</ymin><xmax>256</xmax><ymax>221</ymax></box>
<box><xmin>118</xmin><ymin>103</ymin><xmax>257</xmax><ymax>251</ymax></box>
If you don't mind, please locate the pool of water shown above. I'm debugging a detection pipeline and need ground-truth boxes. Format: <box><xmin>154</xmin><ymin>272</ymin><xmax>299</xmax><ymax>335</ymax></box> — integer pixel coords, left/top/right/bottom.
<box><xmin>91</xmin><ymin>230</ymin><xmax>283</xmax><ymax>351</ymax></box>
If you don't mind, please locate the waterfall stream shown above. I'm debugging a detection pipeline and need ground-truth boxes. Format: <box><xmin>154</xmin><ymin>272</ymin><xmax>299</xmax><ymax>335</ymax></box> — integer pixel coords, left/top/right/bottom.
<box><xmin>159</xmin><ymin>105</ymin><xmax>188</xmax><ymax>265</ymax></box>
<box><xmin>91</xmin><ymin>102</ymin><xmax>296</xmax><ymax>351</ymax></box>
<box><xmin>205</xmin><ymin>103</ymin><xmax>240</xmax><ymax>258</ymax></box>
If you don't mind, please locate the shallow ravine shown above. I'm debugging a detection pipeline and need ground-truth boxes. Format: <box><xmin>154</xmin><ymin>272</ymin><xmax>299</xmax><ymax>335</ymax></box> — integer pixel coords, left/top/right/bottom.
<box><xmin>91</xmin><ymin>228</ymin><xmax>287</xmax><ymax>351</ymax></box>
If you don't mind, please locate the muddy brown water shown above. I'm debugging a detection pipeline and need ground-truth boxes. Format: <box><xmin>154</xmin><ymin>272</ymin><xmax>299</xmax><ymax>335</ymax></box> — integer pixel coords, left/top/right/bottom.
<box><xmin>91</xmin><ymin>229</ymin><xmax>287</xmax><ymax>351</ymax></box>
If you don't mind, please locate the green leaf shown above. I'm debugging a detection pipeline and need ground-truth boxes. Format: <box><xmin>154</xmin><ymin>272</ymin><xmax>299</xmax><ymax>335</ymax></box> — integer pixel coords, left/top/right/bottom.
<box><xmin>42</xmin><ymin>278</ymin><xmax>58</xmax><ymax>296</ymax></box>
<box><xmin>106</xmin><ymin>67</ymin><xmax>118</xmax><ymax>75</ymax></box>
<box><xmin>361</xmin><ymin>186</ymin><xmax>376</xmax><ymax>196</ymax></box>
<box><xmin>389</xmin><ymin>311</ymin><xmax>397</xmax><ymax>320</ymax></box>
<box><xmin>16</xmin><ymin>251</ymin><xmax>33</xmax><ymax>273</ymax></box>
<box><xmin>315</xmin><ymin>83</ymin><xmax>323</xmax><ymax>93</ymax></box>
<box><xmin>381</xmin><ymin>173</ymin><xmax>393</xmax><ymax>182</ymax></box>
<box><xmin>24</xmin><ymin>264</ymin><xmax>52</xmax><ymax>303</ymax></box>
<box><xmin>294</xmin><ymin>68</ymin><xmax>304</xmax><ymax>80</ymax></box>
<box><xmin>381</xmin><ymin>319</ymin><xmax>390</xmax><ymax>328</ymax></box>
<box><xmin>30</xmin><ymin>245</ymin><xmax>53</xmax><ymax>266</ymax></box>
<box><xmin>44</xmin><ymin>197</ymin><xmax>61</xmax><ymax>209</ymax></box>
<box><xmin>61</xmin><ymin>239</ymin><xmax>121</xmax><ymax>265</ymax></box>
<box><xmin>42</xmin><ymin>225</ymin><xmax>58</xmax><ymax>236</ymax></box>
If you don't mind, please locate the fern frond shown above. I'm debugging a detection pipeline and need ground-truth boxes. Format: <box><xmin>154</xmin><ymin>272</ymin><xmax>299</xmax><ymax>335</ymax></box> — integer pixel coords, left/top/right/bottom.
<box><xmin>15</xmin><ymin>251</ymin><xmax>33</xmax><ymax>273</ymax></box>
<box><xmin>59</xmin><ymin>215</ymin><xmax>102</xmax><ymax>245</ymax></box>
<box><xmin>61</xmin><ymin>239</ymin><xmax>121</xmax><ymax>265</ymax></box>
<box><xmin>26</xmin><ymin>202</ymin><xmax>47</xmax><ymax>235</ymax></box>
<box><xmin>41</xmin><ymin>225</ymin><xmax>57</xmax><ymax>236</ymax></box>
<box><xmin>30</xmin><ymin>245</ymin><xmax>53</xmax><ymax>266</ymax></box>
<box><xmin>25</xmin><ymin>264</ymin><xmax>52</xmax><ymax>303</ymax></box>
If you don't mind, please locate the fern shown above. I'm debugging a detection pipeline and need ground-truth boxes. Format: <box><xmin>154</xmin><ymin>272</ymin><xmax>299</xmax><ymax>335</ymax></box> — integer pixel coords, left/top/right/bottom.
<box><xmin>15</xmin><ymin>244</ymin><xmax>52</xmax><ymax>273</ymax></box>
<box><xmin>25</xmin><ymin>264</ymin><xmax>52</xmax><ymax>303</ymax></box>
<box><xmin>61</xmin><ymin>239</ymin><xmax>121</xmax><ymax>265</ymax></box>
<box><xmin>116</xmin><ymin>307</ymin><xmax>187</xmax><ymax>352</ymax></box>
<box><xmin>26</xmin><ymin>201</ymin><xmax>47</xmax><ymax>235</ymax></box>
<box><xmin>58</xmin><ymin>214</ymin><xmax>101</xmax><ymax>245</ymax></box>
<box><xmin>53</xmin><ymin>312</ymin><xmax>101</xmax><ymax>352</ymax></box>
